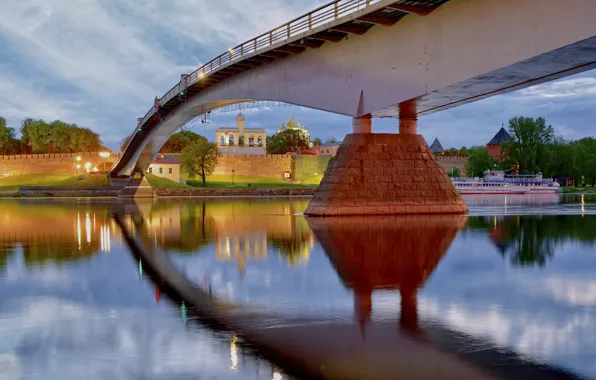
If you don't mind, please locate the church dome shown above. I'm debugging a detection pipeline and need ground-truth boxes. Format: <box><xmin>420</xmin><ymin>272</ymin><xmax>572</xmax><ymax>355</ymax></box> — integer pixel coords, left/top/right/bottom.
<box><xmin>236</xmin><ymin>112</ymin><xmax>245</xmax><ymax>121</ymax></box>
<box><xmin>286</xmin><ymin>116</ymin><xmax>301</xmax><ymax>130</ymax></box>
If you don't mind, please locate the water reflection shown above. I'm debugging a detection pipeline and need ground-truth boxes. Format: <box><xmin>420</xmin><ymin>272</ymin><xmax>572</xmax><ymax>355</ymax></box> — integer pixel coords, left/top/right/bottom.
<box><xmin>308</xmin><ymin>215</ymin><xmax>467</xmax><ymax>332</ymax></box>
<box><xmin>0</xmin><ymin>201</ymin><xmax>113</xmax><ymax>270</ymax></box>
<box><xmin>468</xmin><ymin>214</ymin><xmax>596</xmax><ymax>267</ymax></box>
<box><xmin>2</xmin><ymin>197</ymin><xmax>596</xmax><ymax>379</ymax></box>
<box><xmin>143</xmin><ymin>199</ymin><xmax>314</xmax><ymax>273</ymax></box>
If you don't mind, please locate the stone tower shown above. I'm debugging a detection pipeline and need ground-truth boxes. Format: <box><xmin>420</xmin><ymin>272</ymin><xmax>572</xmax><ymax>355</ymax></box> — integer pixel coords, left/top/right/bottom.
<box><xmin>236</xmin><ymin>112</ymin><xmax>245</xmax><ymax>133</ymax></box>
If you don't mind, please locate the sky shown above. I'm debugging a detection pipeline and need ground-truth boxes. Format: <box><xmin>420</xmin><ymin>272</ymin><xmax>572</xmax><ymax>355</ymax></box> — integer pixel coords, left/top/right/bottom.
<box><xmin>1</xmin><ymin>0</ymin><xmax>596</xmax><ymax>151</ymax></box>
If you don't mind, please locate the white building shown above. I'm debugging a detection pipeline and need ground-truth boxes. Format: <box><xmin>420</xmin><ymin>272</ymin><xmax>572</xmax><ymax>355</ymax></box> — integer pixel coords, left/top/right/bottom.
<box><xmin>148</xmin><ymin>155</ymin><xmax>181</xmax><ymax>183</ymax></box>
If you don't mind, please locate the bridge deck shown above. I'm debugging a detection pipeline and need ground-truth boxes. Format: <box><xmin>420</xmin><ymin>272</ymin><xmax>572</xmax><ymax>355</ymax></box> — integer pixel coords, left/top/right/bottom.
<box><xmin>110</xmin><ymin>0</ymin><xmax>446</xmax><ymax>177</ymax></box>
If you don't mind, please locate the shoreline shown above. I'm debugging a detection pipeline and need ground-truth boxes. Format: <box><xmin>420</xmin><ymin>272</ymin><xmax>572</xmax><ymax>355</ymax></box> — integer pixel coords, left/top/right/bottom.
<box><xmin>0</xmin><ymin>186</ymin><xmax>315</xmax><ymax>199</ymax></box>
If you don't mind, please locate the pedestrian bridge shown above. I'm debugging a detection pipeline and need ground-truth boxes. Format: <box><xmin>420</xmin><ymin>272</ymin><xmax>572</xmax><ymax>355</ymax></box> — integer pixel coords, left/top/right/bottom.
<box><xmin>111</xmin><ymin>0</ymin><xmax>596</xmax><ymax>215</ymax></box>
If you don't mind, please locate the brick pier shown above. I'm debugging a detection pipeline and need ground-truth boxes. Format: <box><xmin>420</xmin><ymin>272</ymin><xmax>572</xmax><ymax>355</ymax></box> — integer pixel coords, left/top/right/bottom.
<box><xmin>304</xmin><ymin>101</ymin><xmax>468</xmax><ymax>216</ymax></box>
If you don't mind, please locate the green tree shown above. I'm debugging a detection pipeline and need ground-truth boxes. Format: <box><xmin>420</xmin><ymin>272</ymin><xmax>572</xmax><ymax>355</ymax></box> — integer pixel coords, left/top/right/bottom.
<box><xmin>161</xmin><ymin>130</ymin><xmax>207</xmax><ymax>153</ymax></box>
<box><xmin>326</xmin><ymin>137</ymin><xmax>339</xmax><ymax>144</ymax></box>
<box><xmin>312</xmin><ymin>137</ymin><xmax>323</xmax><ymax>146</ymax></box>
<box><xmin>266</xmin><ymin>129</ymin><xmax>310</xmax><ymax>154</ymax></box>
<box><xmin>0</xmin><ymin>117</ymin><xmax>16</xmax><ymax>153</ymax></box>
<box><xmin>465</xmin><ymin>146</ymin><xmax>496</xmax><ymax>177</ymax></box>
<box><xmin>18</xmin><ymin>118</ymin><xmax>102</xmax><ymax>153</ymax></box>
<box><xmin>180</xmin><ymin>140</ymin><xmax>219</xmax><ymax>185</ymax></box>
<box><xmin>502</xmin><ymin>116</ymin><xmax>554</xmax><ymax>174</ymax></box>
<box><xmin>448</xmin><ymin>168</ymin><xmax>462</xmax><ymax>178</ymax></box>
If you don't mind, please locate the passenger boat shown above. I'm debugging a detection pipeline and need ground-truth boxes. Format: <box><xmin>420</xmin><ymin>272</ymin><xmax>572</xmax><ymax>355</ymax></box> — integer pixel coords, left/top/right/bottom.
<box><xmin>452</xmin><ymin>170</ymin><xmax>560</xmax><ymax>194</ymax></box>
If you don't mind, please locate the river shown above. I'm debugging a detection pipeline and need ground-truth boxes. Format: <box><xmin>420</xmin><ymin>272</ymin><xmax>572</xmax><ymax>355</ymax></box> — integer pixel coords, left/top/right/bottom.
<box><xmin>0</xmin><ymin>194</ymin><xmax>595</xmax><ymax>379</ymax></box>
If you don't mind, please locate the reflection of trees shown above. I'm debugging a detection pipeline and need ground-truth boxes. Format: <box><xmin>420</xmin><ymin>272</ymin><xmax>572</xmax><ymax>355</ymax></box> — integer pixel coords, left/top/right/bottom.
<box><xmin>0</xmin><ymin>245</ymin><xmax>16</xmax><ymax>270</ymax></box>
<box><xmin>20</xmin><ymin>243</ymin><xmax>98</xmax><ymax>265</ymax></box>
<box><xmin>269</xmin><ymin>216</ymin><xmax>313</xmax><ymax>267</ymax></box>
<box><xmin>269</xmin><ymin>232</ymin><xmax>312</xmax><ymax>267</ymax></box>
<box><xmin>0</xmin><ymin>203</ymin><xmax>110</xmax><ymax>268</ymax></box>
<box><xmin>468</xmin><ymin>215</ymin><xmax>596</xmax><ymax>267</ymax></box>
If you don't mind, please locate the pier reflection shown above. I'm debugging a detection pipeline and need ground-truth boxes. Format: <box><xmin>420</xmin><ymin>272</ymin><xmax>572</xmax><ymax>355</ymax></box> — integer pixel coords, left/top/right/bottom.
<box><xmin>308</xmin><ymin>215</ymin><xmax>467</xmax><ymax>332</ymax></box>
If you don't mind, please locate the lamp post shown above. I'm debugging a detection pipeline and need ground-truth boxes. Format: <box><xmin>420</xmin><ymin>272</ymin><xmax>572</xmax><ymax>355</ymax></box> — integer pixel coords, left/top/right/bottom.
<box><xmin>74</xmin><ymin>156</ymin><xmax>82</xmax><ymax>175</ymax></box>
<box><xmin>99</xmin><ymin>152</ymin><xmax>110</xmax><ymax>171</ymax></box>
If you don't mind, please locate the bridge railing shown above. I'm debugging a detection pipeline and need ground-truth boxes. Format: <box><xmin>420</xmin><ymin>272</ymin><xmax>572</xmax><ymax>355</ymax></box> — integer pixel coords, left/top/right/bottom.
<box><xmin>135</xmin><ymin>0</ymin><xmax>382</xmax><ymax>130</ymax></box>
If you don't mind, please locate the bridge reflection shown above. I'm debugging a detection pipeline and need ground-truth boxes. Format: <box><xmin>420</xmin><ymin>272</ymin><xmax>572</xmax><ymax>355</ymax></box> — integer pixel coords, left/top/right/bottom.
<box><xmin>115</xmin><ymin>203</ymin><xmax>581</xmax><ymax>380</ymax></box>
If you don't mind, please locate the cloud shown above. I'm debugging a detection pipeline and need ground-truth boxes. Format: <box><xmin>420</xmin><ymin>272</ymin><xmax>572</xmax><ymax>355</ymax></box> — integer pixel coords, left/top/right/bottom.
<box><xmin>1</xmin><ymin>0</ymin><xmax>595</xmax><ymax>150</ymax></box>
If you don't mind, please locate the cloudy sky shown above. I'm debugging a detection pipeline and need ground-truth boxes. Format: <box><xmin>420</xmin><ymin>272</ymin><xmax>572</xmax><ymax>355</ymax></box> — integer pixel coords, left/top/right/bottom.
<box><xmin>1</xmin><ymin>0</ymin><xmax>596</xmax><ymax>151</ymax></box>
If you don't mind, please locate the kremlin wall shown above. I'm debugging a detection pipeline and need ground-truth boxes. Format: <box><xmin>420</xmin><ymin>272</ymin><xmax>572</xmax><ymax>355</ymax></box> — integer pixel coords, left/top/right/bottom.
<box><xmin>0</xmin><ymin>152</ymin><xmax>466</xmax><ymax>180</ymax></box>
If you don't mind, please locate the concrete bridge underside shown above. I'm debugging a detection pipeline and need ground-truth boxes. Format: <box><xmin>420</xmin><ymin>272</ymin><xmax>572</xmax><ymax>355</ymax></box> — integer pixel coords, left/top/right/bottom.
<box><xmin>112</xmin><ymin>0</ymin><xmax>596</xmax><ymax>215</ymax></box>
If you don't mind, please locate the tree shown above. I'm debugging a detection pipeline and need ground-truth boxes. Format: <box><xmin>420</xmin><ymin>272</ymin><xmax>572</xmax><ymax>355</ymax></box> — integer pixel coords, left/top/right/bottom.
<box><xmin>465</xmin><ymin>146</ymin><xmax>496</xmax><ymax>177</ymax></box>
<box><xmin>502</xmin><ymin>116</ymin><xmax>554</xmax><ymax>174</ymax></box>
<box><xmin>18</xmin><ymin>118</ymin><xmax>102</xmax><ymax>153</ymax></box>
<box><xmin>266</xmin><ymin>129</ymin><xmax>310</xmax><ymax>154</ymax></box>
<box><xmin>120</xmin><ymin>130</ymin><xmax>207</xmax><ymax>153</ymax></box>
<box><xmin>180</xmin><ymin>140</ymin><xmax>218</xmax><ymax>185</ymax></box>
<box><xmin>0</xmin><ymin>117</ymin><xmax>15</xmax><ymax>152</ymax></box>
<box><xmin>448</xmin><ymin>168</ymin><xmax>461</xmax><ymax>178</ymax></box>
<box><xmin>312</xmin><ymin>137</ymin><xmax>323</xmax><ymax>146</ymax></box>
<box><xmin>326</xmin><ymin>137</ymin><xmax>339</xmax><ymax>144</ymax></box>
<box><xmin>161</xmin><ymin>130</ymin><xmax>207</xmax><ymax>153</ymax></box>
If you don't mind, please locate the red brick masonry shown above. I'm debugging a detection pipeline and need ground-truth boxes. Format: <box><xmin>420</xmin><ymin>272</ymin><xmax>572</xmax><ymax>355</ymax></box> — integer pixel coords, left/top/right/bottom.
<box><xmin>304</xmin><ymin>133</ymin><xmax>469</xmax><ymax>216</ymax></box>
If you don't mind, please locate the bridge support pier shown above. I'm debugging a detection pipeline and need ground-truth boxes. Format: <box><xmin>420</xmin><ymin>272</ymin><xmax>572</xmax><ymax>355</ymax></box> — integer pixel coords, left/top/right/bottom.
<box><xmin>304</xmin><ymin>102</ymin><xmax>467</xmax><ymax>216</ymax></box>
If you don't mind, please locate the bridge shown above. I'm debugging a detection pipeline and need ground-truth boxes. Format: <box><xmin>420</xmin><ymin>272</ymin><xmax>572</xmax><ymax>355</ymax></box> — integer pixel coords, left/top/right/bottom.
<box><xmin>110</xmin><ymin>0</ymin><xmax>596</xmax><ymax>215</ymax></box>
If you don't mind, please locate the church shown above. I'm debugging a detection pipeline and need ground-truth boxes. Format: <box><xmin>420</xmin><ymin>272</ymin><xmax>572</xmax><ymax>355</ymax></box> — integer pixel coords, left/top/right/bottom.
<box><xmin>278</xmin><ymin>116</ymin><xmax>311</xmax><ymax>143</ymax></box>
<box><xmin>216</xmin><ymin>112</ymin><xmax>267</xmax><ymax>154</ymax></box>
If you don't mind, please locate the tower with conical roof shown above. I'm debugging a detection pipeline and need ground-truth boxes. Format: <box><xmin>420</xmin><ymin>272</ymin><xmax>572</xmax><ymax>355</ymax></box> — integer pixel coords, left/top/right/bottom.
<box><xmin>430</xmin><ymin>137</ymin><xmax>444</xmax><ymax>154</ymax></box>
<box><xmin>487</xmin><ymin>124</ymin><xmax>512</xmax><ymax>159</ymax></box>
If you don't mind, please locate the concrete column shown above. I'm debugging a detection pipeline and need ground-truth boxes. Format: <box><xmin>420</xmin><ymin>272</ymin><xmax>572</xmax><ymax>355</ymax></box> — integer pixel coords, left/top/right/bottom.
<box><xmin>352</xmin><ymin>114</ymin><xmax>372</xmax><ymax>133</ymax></box>
<box><xmin>399</xmin><ymin>100</ymin><xmax>417</xmax><ymax>135</ymax></box>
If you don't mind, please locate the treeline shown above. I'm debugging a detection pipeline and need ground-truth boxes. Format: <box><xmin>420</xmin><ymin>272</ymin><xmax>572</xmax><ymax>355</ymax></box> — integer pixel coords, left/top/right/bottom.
<box><xmin>120</xmin><ymin>130</ymin><xmax>207</xmax><ymax>153</ymax></box>
<box><xmin>466</xmin><ymin>116</ymin><xmax>596</xmax><ymax>184</ymax></box>
<box><xmin>0</xmin><ymin>117</ymin><xmax>103</xmax><ymax>154</ymax></box>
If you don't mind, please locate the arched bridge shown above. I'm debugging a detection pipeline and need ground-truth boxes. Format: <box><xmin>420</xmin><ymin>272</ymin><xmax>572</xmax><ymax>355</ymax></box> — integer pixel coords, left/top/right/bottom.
<box><xmin>111</xmin><ymin>0</ymin><xmax>596</xmax><ymax>216</ymax></box>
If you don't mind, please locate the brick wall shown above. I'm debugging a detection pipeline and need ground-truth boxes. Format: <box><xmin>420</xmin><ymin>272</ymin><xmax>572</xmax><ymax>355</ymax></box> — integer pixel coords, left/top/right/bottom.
<box><xmin>0</xmin><ymin>152</ymin><xmax>469</xmax><ymax>179</ymax></box>
<box><xmin>293</xmin><ymin>156</ymin><xmax>332</xmax><ymax>180</ymax></box>
<box><xmin>213</xmin><ymin>154</ymin><xmax>293</xmax><ymax>178</ymax></box>
<box><xmin>0</xmin><ymin>153</ymin><xmax>110</xmax><ymax>176</ymax></box>
<box><xmin>435</xmin><ymin>155</ymin><xmax>468</xmax><ymax>176</ymax></box>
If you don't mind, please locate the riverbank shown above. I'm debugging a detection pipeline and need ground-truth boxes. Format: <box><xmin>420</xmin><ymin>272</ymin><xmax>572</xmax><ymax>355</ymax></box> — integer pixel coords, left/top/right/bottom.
<box><xmin>0</xmin><ymin>186</ymin><xmax>315</xmax><ymax>198</ymax></box>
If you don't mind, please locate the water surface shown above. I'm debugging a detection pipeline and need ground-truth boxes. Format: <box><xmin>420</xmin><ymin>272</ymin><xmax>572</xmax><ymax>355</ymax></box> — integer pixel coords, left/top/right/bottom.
<box><xmin>1</xmin><ymin>194</ymin><xmax>595</xmax><ymax>379</ymax></box>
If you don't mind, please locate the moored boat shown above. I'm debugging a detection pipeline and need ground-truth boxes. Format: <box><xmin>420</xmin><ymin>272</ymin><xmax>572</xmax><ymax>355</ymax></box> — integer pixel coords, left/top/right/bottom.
<box><xmin>452</xmin><ymin>170</ymin><xmax>560</xmax><ymax>195</ymax></box>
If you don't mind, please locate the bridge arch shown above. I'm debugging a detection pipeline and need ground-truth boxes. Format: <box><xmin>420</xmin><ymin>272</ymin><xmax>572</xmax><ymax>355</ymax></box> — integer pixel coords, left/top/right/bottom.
<box><xmin>110</xmin><ymin>0</ymin><xmax>596</xmax><ymax>215</ymax></box>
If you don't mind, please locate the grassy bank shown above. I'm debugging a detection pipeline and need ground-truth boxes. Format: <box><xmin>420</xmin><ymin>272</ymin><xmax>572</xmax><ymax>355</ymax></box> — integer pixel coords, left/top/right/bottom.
<box><xmin>148</xmin><ymin>173</ymin><xmax>315</xmax><ymax>189</ymax></box>
<box><xmin>184</xmin><ymin>174</ymin><xmax>313</xmax><ymax>189</ymax></box>
<box><xmin>0</xmin><ymin>174</ymin><xmax>110</xmax><ymax>189</ymax></box>
<box><xmin>562</xmin><ymin>185</ymin><xmax>596</xmax><ymax>193</ymax></box>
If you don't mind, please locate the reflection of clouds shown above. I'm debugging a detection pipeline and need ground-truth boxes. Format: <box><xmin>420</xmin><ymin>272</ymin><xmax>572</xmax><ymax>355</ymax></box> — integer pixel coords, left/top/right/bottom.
<box><xmin>0</xmin><ymin>297</ymin><xmax>257</xmax><ymax>379</ymax></box>
<box><xmin>419</xmin><ymin>296</ymin><xmax>596</xmax><ymax>378</ymax></box>
<box><xmin>546</xmin><ymin>277</ymin><xmax>596</xmax><ymax>306</ymax></box>
<box><xmin>0</xmin><ymin>354</ymin><xmax>21</xmax><ymax>380</ymax></box>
